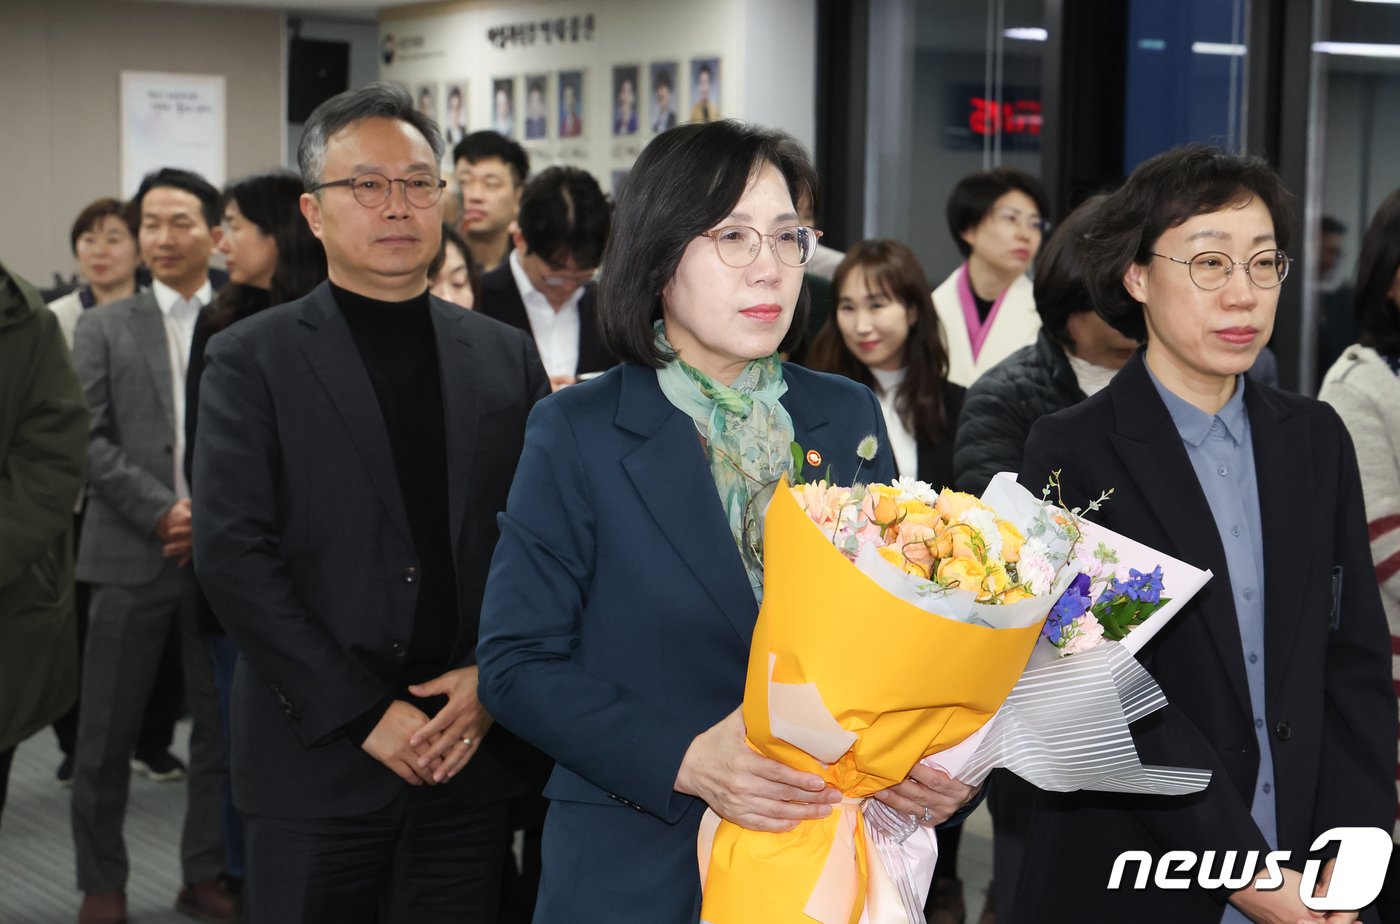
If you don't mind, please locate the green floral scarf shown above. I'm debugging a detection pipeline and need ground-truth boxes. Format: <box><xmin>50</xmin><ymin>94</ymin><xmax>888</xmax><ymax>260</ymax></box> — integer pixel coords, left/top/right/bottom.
<box><xmin>654</xmin><ymin>322</ymin><xmax>794</xmax><ymax>602</ymax></box>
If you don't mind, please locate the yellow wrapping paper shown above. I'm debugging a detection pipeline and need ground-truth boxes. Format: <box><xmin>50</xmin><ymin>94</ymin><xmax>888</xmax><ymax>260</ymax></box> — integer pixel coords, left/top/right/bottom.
<box><xmin>699</xmin><ymin>481</ymin><xmax>1044</xmax><ymax>924</ymax></box>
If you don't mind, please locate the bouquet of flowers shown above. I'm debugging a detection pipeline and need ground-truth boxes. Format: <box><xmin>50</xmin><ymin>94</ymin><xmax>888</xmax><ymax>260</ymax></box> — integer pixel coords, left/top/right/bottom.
<box><xmin>697</xmin><ymin>464</ymin><xmax>1212</xmax><ymax>924</ymax></box>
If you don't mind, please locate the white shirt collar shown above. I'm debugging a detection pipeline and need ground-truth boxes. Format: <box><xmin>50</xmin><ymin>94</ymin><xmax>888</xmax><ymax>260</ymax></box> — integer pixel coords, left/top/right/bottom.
<box><xmin>509</xmin><ymin>249</ymin><xmax>586</xmax><ymax>317</ymax></box>
<box><xmin>151</xmin><ymin>277</ymin><xmax>213</xmax><ymax>315</ymax></box>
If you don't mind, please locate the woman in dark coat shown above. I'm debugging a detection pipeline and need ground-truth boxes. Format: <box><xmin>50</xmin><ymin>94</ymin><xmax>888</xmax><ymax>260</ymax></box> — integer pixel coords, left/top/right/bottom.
<box><xmin>1015</xmin><ymin>145</ymin><xmax>1395</xmax><ymax>924</ymax></box>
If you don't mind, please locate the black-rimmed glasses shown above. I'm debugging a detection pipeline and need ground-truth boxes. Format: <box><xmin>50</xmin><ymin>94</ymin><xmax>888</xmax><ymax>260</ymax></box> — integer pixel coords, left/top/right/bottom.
<box><xmin>310</xmin><ymin>173</ymin><xmax>447</xmax><ymax>208</ymax></box>
<box><xmin>1150</xmin><ymin>249</ymin><xmax>1291</xmax><ymax>290</ymax></box>
<box><xmin>699</xmin><ymin>225</ymin><xmax>823</xmax><ymax>268</ymax></box>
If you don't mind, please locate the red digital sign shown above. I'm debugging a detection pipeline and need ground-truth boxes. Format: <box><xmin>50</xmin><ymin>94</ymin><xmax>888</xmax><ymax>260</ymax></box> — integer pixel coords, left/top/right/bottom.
<box><xmin>969</xmin><ymin>97</ymin><xmax>1043</xmax><ymax>137</ymax></box>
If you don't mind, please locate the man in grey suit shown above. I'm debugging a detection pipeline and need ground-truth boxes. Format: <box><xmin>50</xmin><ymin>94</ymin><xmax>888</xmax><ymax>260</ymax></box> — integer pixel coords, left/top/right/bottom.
<box><xmin>70</xmin><ymin>168</ymin><xmax>236</xmax><ymax>924</ymax></box>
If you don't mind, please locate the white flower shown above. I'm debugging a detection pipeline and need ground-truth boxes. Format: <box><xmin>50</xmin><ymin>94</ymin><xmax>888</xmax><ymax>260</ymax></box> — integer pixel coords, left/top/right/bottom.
<box><xmin>856</xmin><ymin>435</ymin><xmax>879</xmax><ymax>461</ymax></box>
<box><xmin>890</xmin><ymin>476</ymin><xmax>939</xmax><ymax>505</ymax></box>
<box><xmin>957</xmin><ymin>507</ymin><xmax>1003</xmax><ymax>560</ymax></box>
<box><xmin>1017</xmin><ymin>551</ymin><xmax>1057</xmax><ymax>596</ymax></box>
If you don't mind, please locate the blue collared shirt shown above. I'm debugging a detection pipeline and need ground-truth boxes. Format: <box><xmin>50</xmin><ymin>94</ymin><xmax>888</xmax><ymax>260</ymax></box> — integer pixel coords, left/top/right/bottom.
<box><xmin>1147</xmin><ymin>367</ymin><xmax>1278</xmax><ymax>861</ymax></box>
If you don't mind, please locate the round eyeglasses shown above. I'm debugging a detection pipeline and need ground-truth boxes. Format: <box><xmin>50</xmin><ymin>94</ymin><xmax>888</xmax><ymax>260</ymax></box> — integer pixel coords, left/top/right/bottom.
<box><xmin>310</xmin><ymin>172</ymin><xmax>447</xmax><ymax>209</ymax></box>
<box><xmin>1150</xmin><ymin>249</ymin><xmax>1291</xmax><ymax>290</ymax></box>
<box><xmin>699</xmin><ymin>225</ymin><xmax>823</xmax><ymax>269</ymax></box>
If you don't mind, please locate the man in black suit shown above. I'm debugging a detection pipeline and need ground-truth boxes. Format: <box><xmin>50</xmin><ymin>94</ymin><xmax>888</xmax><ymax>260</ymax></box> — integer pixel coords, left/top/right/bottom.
<box><xmin>192</xmin><ymin>82</ymin><xmax>548</xmax><ymax>923</ymax></box>
<box><xmin>476</xmin><ymin>166</ymin><xmax>615</xmax><ymax>391</ymax></box>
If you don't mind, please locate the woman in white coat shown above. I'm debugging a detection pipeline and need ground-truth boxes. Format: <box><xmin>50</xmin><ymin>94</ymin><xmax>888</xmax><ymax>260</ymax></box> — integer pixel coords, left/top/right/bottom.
<box><xmin>931</xmin><ymin>167</ymin><xmax>1048</xmax><ymax>387</ymax></box>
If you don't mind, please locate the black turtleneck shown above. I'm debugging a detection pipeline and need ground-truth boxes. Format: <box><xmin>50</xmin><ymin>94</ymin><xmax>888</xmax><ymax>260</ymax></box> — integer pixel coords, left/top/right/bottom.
<box><xmin>332</xmin><ymin>282</ymin><xmax>460</xmax><ymax>739</ymax></box>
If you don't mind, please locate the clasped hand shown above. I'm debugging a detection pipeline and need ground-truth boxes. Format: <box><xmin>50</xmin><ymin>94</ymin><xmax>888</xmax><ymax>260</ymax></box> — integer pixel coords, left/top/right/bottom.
<box><xmin>675</xmin><ymin>709</ymin><xmax>980</xmax><ymax>833</ymax></box>
<box><xmin>1230</xmin><ymin>859</ymin><xmax>1355</xmax><ymax>924</ymax></box>
<box><xmin>359</xmin><ymin>665</ymin><xmax>493</xmax><ymax>785</ymax></box>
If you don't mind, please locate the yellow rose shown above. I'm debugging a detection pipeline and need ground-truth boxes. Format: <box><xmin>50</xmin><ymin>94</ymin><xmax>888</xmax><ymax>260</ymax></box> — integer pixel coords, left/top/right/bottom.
<box><xmin>997</xmin><ymin>520</ymin><xmax>1025</xmax><ymax>563</ymax></box>
<box><xmin>937</xmin><ymin>556</ymin><xmax>987</xmax><ymax>594</ymax></box>
<box><xmin>981</xmin><ymin>561</ymin><xmax>1010</xmax><ymax>600</ymax></box>
<box><xmin>862</xmin><ymin>489</ymin><xmax>903</xmax><ymax>528</ymax></box>
<box><xmin>999</xmin><ymin>585</ymin><xmax>1034</xmax><ymax>604</ymax></box>
<box><xmin>935</xmin><ymin>489</ymin><xmax>987</xmax><ymax>521</ymax></box>
<box><xmin>878</xmin><ymin>543</ymin><xmax>930</xmax><ymax>579</ymax></box>
<box><xmin>901</xmin><ymin>500</ymin><xmax>939</xmax><ymax>528</ymax></box>
<box><xmin>947</xmin><ymin>524</ymin><xmax>981</xmax><ymax>562</ymax></box>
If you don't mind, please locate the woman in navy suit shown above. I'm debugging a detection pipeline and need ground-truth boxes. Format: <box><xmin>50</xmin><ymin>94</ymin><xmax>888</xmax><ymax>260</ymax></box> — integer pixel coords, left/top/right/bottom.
<box><xmin>477</xmin><ymin>121</ymin><xmax>980</xmax><ymax>922</ymax></box>
<box><xmin>1014</xmin><ymin>146</ymin><xmax>1396</xmax><ymax>923</ymax></box>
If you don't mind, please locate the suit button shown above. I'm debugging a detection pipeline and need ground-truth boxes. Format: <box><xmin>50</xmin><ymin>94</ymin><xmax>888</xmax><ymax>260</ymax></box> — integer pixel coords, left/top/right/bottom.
<box><xmin>1274</xmin><ymin>720</ymin><xmax>1291</xmax><ymax>741</ymax></box>
<box><xmin>403</xmin><ymin>566</ymin><xmax>418</xmax><ymax>583</ymax></box>
<box><xmin>391</xmin><ymin>642</ymin><xmax>406</xmax><ymax>659</ymax></box>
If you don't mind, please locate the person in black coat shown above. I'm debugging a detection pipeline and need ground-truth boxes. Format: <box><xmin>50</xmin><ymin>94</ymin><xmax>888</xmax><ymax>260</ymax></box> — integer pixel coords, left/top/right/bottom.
<box><xmin>1014</xmin><ymin>145</ymin><xmax>1395</xmax><ymax>923</ymax></box>
<box><xmin>947</xmin><ymin>195</ymin><xmax>1139</xmax><ymax>922</ymax></box>
<box><xmin>954</xmin><ymin>195</ymin><xmax>1138</xmax><ymax>497</ymax></box>
<box><xmin>803</xmin><ymin>239</ymin><xmax>964</xmax><ymax>490</ymax></box>
<box><xmin>475</xmin><ymin>166</ymin><xmax>615</xmax><ymax>391</ymax></box>
<box><xmin>192</xmin><ymin>83</ymin><xmax>550</xmax><ymax>923</ymax></box>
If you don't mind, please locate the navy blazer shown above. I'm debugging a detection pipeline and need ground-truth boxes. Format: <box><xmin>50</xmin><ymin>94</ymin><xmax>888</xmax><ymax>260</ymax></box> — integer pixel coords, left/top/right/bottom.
<box><xmin>477</xmin><ymin>361</ymin><xmax>895</xmax><ymax>923</ymax></box>
<box><xmin>1011</xmin><ymin>353</ymin><xmax>1395</xmax><ymax>923</ymax></box>
<box><xmin>475</xmin><ymin>262</ymin><xmax>616</xmax><ymax>377</ymax></box>
<box><xmin>192</xmin><ymin>282</ymin><xmax>550</xmax><ymax>819</ymax></box>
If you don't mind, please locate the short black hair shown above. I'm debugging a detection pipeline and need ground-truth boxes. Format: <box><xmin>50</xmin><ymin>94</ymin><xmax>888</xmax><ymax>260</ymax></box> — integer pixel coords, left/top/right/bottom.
<box><xmin>1033</xmin><ymin>194</ymin><xmax>1109</xmax><ymax>348</ymax></box>
<box><xmin>1321</xmin><ymin>214</ymin><xmax>1347</xmax><ymax>236</ymax></box>
<box><xmin>945</xmin><ymin>167</ymin><xmax>1049</xmax><ymax>258</ymax></box>
<box><xmin>1354</xmin><ymin>187</ymin><xmax>1400</xmax><ymax>355</ymax></box>
<box><xmin>654</xmin><ymin>71</ymin><xmax>673</xmax><ymax>94</ymax></box>
<box><xmin>135</xmin><ymin>168</ymin><xmax>222</xmax><ymax>230</ymax></box>
<box><xmin>517</xmin><ymin>167</ymin><xmax>612</xmax><ymax>270</ymax></box>
<box><xmin>1082</xmin><ymin>144</ymin><xmax>1295</xmax><ymax>341</ymax></box>
<box><xmin>452</xmin><ymin>131</ymin><xmax>529</xmax><ymax>186</ymax></box>
<box><xmin>599</xmin><ymin>120</ymin><xmax>817</xmax><ymax>367</ymax></box>
<box><xmin>297</xmin><ymin>82</ymin><xmax>444</xmax><ymax>191</ymax></box>
<box><xmin>69</xmin><ymin>197</ymin><xmax>138</xmax><ymax>255</ymax></box>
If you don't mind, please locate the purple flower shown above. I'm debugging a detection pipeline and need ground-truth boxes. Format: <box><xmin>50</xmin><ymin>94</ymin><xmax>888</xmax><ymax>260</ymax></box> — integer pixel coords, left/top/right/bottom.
<box><xmin>1044</xmin><ymin>573</ymin><xmax>1092</xmax><ymax>645</ymax></box>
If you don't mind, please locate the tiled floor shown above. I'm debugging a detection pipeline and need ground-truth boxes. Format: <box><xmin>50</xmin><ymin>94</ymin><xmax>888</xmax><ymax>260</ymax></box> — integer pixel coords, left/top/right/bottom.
<box><xmin>0</xmin><ymin>725</ymin><xmax>994</xmax><ymax>923</ymax></box>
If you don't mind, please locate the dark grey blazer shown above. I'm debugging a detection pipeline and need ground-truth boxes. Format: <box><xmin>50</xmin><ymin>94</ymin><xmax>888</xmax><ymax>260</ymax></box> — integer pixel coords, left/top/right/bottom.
<box><xmin>71</xmin><ymin>290</ymin><xmax>187</xmax><ymax>585</ymax></box>
<box><xmin>192</xmin><ymin>282</ymin><xmax>550</xmax><ymax>818</ymax></box>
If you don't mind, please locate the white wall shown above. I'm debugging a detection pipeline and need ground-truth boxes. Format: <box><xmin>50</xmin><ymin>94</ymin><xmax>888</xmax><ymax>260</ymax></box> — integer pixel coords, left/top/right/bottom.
<box><xmin>377</xmin><ymin>0</ymin><xmax>816</xmax><ymax>190</ymax></box>
<box><xmin>0</xmin><ymin>0</ymin><xmax>285</xmax><ymax>288</ymax></box>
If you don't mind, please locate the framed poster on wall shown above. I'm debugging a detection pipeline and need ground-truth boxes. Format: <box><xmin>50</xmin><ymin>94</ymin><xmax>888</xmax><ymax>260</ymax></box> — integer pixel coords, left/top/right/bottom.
<box><xmin>120</xmin><ymin>71</ymin><xmax>226</xmax><ymax>197</ymax></box>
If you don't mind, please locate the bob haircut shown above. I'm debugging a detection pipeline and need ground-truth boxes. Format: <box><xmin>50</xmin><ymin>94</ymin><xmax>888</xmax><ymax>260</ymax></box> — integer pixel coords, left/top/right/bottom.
<box><xmin>945</xmin><ymin>167</ymin><xmax>1049</xmax><ymax>258</ymax></box>
<box><xmin>1082</xmin><ymin>144</ymin><xmax>1295</xmax><ymax>342</ymax></box>
<box><xmin>1033</xmin><ymin>194</ymin><xmax>1111</xmax><ymax>349</ymax></box>
<box><xmin>805</xmin><ymin>240</ymin><xmax>952</xmax><ymax>441</ymax></box>
<box><xmin>69</xmin><ymin>197</ymin><xmax>138</xmax><ymax>255</ymax></box>
<box><xmin>1354</xmin><ymin>187</ymin><xmax>1400</xmax><ymax>356</ymax></box>
<box><xmin>598</xmin><ymin>120</ymin><xmax>818</xmax><ymax>368</ymax></box>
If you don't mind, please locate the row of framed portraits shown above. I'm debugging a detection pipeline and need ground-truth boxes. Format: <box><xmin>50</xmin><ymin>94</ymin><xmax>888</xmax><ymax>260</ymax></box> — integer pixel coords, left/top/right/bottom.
<box><xmin>414</xmin><ymin>57</ymin><xmax>722</xmax><ymax>146</ymax></box>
